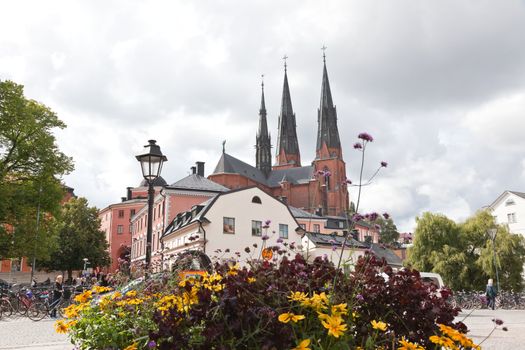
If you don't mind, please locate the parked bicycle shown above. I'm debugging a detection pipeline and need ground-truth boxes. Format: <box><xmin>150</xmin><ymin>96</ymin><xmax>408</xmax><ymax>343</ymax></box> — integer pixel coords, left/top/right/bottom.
<box><xmin>26</xmin><ymin>287</ymin><xmax>75</xmax><ymax>321</ymax></box>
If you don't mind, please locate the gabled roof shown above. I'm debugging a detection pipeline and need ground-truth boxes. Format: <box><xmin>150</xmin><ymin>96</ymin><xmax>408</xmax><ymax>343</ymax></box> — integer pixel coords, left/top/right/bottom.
<box><xmin>306</xmin><ymin>232</ymin><xmax>367</xmax><ymax>249</ymax></box>
<box><xmin>212</xmin><ymin>153</ymin><xmax>314</xmax><ymax>188</ymax></box>
<box><xmin>489</xmin><ymin>190</ymin><xmax>525</xmax><ymax>209</ymax></box>
<box><xmin>368</xmin><ymin>243</ymin><xmax>403</xmax><ymax>267</ymax></box>
<box><xmin>289</xmin><ymin>206</ymin><xmax>322</xmax><ymax>219</ymax></box>
<box><xmin>168</xmin><ymin>174</ymin><xmax>228</xmax><ymax>192</ymax></box>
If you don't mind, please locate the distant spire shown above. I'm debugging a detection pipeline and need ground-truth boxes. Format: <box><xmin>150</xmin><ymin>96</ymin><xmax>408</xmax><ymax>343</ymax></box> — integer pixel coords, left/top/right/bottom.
<box><xmin>222</xmin><ymin>140</ymin><xmax>226</xmax><ymax>154</ymax></box>
<box><xmin>256</xmin><ymin>75</ymin><xmax>272</xmax><ymax>176</ymax></box>
<box><xmin>275</xmin><ymin>56</ymin><xmax>301</xmax><ymax>167</ymax></box>
<box><xmin>316</xmin><ymin>50</ymin><xmax>341</xmax><ymax>159</ymax></box>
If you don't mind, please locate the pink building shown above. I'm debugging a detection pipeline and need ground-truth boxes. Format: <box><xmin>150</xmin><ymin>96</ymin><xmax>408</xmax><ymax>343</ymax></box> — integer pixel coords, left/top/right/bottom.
<box><xmin>130</xmin><ymin>162</ymin><xmax>228</xmax><ymax>271</ymax></box>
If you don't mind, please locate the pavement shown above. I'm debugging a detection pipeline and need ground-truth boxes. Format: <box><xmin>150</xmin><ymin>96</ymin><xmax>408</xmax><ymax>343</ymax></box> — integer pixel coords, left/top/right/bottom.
<box><xmin>0</xmin><ymin>315</ymin><xmax>72</xmax><ymax>350</ymax></box>
<box><xmin>1</xmin><ymin>308</ymin><xmax>523</xmax><ymax>349</ymax></box>
<box><xmin>457</xmin><ymin>309</ymin><xmax>525</xmax><ymax>350</ymax></box>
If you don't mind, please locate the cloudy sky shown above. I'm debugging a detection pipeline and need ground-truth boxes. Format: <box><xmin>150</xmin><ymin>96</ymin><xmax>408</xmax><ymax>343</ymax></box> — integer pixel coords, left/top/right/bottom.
<box><xmin>2</xmin><ymin>0</ymin><xmax>525</xmax><ymax>232</ymax></box>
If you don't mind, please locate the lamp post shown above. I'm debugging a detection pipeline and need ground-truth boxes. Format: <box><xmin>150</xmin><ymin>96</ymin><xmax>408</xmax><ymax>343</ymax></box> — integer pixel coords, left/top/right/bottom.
<box><xmin>83</xmin><ymin>258</ymin><xmax>90</xmax><ymax>275</ymax></box>
<box><xmin>136</xmin><ymin>140</ymin><xmax>167</xmax><ymax>269</ymax></box>
<box><xmin>487</xmin><ymin>228</ymin><xmax>501</xmax><ymax>293</ymax></box>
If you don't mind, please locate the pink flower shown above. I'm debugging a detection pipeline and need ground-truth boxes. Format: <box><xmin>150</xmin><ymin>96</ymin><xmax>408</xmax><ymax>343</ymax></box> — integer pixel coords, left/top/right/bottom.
<box><xmin>353</xmin><ymin>143</ymin><xmax>362</xmax><ymax>149</ymax></box>
<box><xmin>358</xmin><ymin>132</ymin><xmax>374</xmax><ymax>142</ymax></box>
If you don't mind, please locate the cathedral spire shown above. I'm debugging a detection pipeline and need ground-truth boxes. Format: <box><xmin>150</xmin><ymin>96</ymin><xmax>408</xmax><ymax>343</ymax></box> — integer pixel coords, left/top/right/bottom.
<box><xmin>275</xmin><ymin>55</ymin><xmax>301</xmax><ymax>168</ymax></box>
<box><xmin>256</xmin><ymin>75</ymin><xmax>272</xmax><ymax>176</ymax></box>
<box><xmin>316</xmin><ymin>49</ymin><xmax>341</xmax><ymax>159</ymax></box>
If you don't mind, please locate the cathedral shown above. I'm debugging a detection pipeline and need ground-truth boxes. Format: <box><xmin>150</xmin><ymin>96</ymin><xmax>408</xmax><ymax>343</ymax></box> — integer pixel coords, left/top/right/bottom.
<box><xmin>208</xmin><ymin>55</ymin><xmax>349</xmax><ymax>217</ymax></box>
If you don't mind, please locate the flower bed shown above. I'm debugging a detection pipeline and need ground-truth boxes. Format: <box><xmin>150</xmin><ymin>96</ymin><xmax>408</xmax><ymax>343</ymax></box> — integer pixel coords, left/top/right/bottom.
<box><xmin>56</xmin><ymin>251</ymin><xmax>480</xmax><ymax>349</ymax></box>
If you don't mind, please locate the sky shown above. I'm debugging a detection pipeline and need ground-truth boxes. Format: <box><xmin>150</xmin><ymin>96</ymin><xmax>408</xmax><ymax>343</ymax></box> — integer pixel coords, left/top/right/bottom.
<box><xmin>1</xmin><ymin>0</ymin><xmax>525</xmax><ymax>232</ymax></box>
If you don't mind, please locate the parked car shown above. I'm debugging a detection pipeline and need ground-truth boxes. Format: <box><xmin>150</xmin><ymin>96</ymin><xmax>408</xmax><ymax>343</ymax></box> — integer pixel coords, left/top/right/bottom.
<box><xmin>420</xmin><ymin>272</ymin><xmax>445</xmax><ymax>289</ymax></box>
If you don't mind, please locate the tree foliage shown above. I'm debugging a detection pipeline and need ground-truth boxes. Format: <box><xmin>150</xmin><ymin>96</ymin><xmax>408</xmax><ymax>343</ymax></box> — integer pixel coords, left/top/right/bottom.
<box><xmin>0</xmin><ymin>80</ymin><xmax>74</xmax><ymax>260</ymax></box>
<box><xmin>38</xmin><ymin>197</ymin><xmax>110</xmax><ymax>280</ymax></box>
<box><xmin>376</xmin><ymin>216</ymin><xmax>399</xmax><ymax>245</ymax></box>
<box><xmin>408</xmin><ymin>210</ymin><xmax>525</xmax><ymax>291</ymax></box>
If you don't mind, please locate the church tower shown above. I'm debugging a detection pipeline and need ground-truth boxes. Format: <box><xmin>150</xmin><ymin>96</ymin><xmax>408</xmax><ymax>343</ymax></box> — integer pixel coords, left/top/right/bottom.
<box><xmin>274</xmin><ymin>58</ymin><xmax>301</xmax><ymax>169</ymax></box>
<box><xmin>312</xmin><ymin>51</ymin><xmax>348</xmax><ymax>216</ymax></box>
<box><xmin>255</xmin><ymin>77</ymin><xmax>272</xmax><ymax>177</ymax></box>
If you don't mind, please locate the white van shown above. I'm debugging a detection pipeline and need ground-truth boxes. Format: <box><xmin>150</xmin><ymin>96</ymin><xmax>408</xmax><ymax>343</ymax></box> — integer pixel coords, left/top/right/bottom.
<box><xmin>420</xmin><ymin>272</ymin><xmax>445</xmax><ymax>289</ymax></box>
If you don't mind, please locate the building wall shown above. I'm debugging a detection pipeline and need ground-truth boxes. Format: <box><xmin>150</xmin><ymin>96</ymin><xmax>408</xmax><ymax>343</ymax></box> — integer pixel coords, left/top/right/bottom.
<box><xmin>162</xmin><ymin>187</ymin><xmax>303</xmax><ymax>268</ymax></box>
<box><xmin>491</xmin><ymin>192</ymin><xmax>525</xmax><ymax>236</ymax></box>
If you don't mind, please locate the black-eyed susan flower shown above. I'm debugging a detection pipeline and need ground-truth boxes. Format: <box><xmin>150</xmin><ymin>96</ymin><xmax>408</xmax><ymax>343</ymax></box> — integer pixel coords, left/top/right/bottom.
<box><xmin>278</xmin><ymin>312</ymin><xmax>306</xmax><ymax>323</ymax></box>
<box><xmin>292</xmin><ymin>338</ymin><xmax>311</xmax><ymax>350</ymax></box>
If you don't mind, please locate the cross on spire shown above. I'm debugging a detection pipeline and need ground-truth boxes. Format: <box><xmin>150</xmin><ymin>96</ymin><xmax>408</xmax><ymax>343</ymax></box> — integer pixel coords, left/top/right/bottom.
<box><xmin>321</xmin><ymin>45</ymin><xmax>327</xmax><ymax>63</ymax></box>
<box><xmin>282</xmin><ymin>54</ymin><xmax>288</xmax><ymax>72</ymax></box>
<box><xmin>261</xmin><ymin>74</ymin><xmax>264</xmax><ymax>90</ymax></box>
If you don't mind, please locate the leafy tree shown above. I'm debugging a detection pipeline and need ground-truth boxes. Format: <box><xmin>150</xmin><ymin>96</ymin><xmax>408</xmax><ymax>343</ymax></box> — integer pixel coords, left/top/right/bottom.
<box><xmin>376</xmin><ymin>216</ymin><xmax>399</xmax><ymax>245</ymax></box>
<box><xmin>409</xmin><ymin>210</ymin><xmax>525</xmax><ymax>291</ymax></box>
<box><xmin>408</xmin><ymin>212</ymin><xmax>459</xmax><ymax>273</ymax></box>
<box><xmin>39</xmin><ymin>197</ymin><xmax>110</xmax><ymax>281</ymax></box>
<box><xmin>0</xmin><ymin>80</ymin><xmax>74</xmax><ymax>259</ymax></box>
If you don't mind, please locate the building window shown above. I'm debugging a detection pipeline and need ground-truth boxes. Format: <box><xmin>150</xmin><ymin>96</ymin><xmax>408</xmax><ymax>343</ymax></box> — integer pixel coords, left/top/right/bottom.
<box><xmin>508</xmin><ymin>213</ymin><xmax>517</xmax><ymax>223</ymax></box>
<box><xmin>252</xmin><ymin>220</ymin><xmax>262</xmax><ymax>236</ymax></box>
<box><xmin>129</xmin><ymin>224</ymin><xmax>133</xmax><ymax>234</ymax></box>
<box><xmin>130</xmin><ymin>209</ymin><xmax>135</xmax><ymax>217</ymax></box>
<box><xmin>117</xmin><ymin>225</ymin><xmax>124</xmax><ymax>234</ymax></box>
<box><xmin>252</xmin><ymin>196</ymin><xmax>262</xmax><ymax>204</ymax></box>
<box><xmin>338</xmin><ymin>221</ymin><xmax>344</xmax><ymax>229</ymax></box>
<box><xmin>299</xmin><ymin>223</ymin><xmax>306</xmax><ymax>230</ymax></box>
<box><xmin>279</xmin><ymin>224</ymin><xmax>289</xmax><ymax>239</ymax></box>
<box><xmin>313</xmin><ymin>224</ymin><xmax>320</xmax><ymax>233</ymax></box>
<box><xmin>118</xmin><ymin>210</ymin><xmax>124</xmax><ymax>218</ymax></box>
<box><xmin>505</xmin><ymin>199</ymin><xmax>515</xmax><ymax>206</ymax></box>
<box><xmin>223</xmin><ymin>217</ymin><xmax>235</xmax><ymax>234</ymax></box>
<box><xmin>10</xmin><ymin>258</ymin><xmax>21</xmax><ymax>272</ymax></box>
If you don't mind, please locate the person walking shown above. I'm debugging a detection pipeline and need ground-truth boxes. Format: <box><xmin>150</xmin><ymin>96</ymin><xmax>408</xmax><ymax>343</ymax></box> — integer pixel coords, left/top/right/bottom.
<box><xmin>486</xmin><ymin>278</ymin><xmax>497</xmax><ymax>310</ymax></box>
<box><xmin>50</xmin><ymin>275</ymin><xmax>63</xmax><ymax>318</ymax></box>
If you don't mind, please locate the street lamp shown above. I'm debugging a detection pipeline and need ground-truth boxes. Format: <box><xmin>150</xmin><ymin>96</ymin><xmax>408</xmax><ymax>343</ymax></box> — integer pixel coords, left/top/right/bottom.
<box><xmin>83</xmin><ymin>258</ymin><xmax>90</xmax><ymax>275</ymax></box>
<box><xmin>136</xmin><ymin>140</ymin><xmax>167</xmax><ymax>269</ymax></box>
<box><xmin>487</xmin><ymin>228</ymin><xmax>501</xmax><ymax>293</ymax></box>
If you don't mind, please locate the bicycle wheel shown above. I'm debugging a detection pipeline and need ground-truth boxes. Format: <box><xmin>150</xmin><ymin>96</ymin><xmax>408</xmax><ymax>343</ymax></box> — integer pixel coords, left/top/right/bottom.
<box><xmin>27</xmin><ymin>302</ymin><xmax>48</xmax><ymax>321</ymax></box>
<box><xmin>0</xmin><ymin>299</ymin><xmax>14</xmax><ymax>317</ymax></box>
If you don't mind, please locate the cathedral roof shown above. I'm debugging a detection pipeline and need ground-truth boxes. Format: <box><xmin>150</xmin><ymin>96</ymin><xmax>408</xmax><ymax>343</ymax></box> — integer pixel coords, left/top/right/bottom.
<box><xmin>168</xmin><ymin>174</ymin><xmax>228</xmax><ymax>192</ymax></box>
<box><xmin>212</xmin><ymin>153</ymin><xmax>314</xmax><ymax>188</ymax></box>
<box><xmin>138</xmin><ymin>176</ymin><xmax>167</xmax><ymax>187</ymax></box>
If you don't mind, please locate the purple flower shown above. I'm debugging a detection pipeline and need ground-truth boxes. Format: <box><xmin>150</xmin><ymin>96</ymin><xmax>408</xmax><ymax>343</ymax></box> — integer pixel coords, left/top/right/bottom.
<box><xmin>343</xmin><ymin>178</ymin><xmax>352</xmax><ymax>185</ymax></box>
<box><xmin>276</xmin><ymin>237</ymin><xmax>283</xmax><ymax>243</ymax></box>
<box><xmin>264</xmin><ymin>219</ymin><xmax>271</xmax><ymax>226</ymax></box>
<box><xmin>493</xmin><ymin>318</ymin><xmax>504</xmax><ymax>325</ymax></box>
<box><xmin>262</xmin><ymin>234</ymin><xmax>269</xmax><ymax>241</ymax></box>
<box><xmin>353</xmin><ymin>142</ymin><xmax>362</xmax><ymax>149</ymax></box>
<box><xmin>358</xmin><ymin>132</ymin><xmax>374</xmax><ymax>142</ymax></box>
<box><xmin>317</xmin><ymin>170</ymin><xmax>325</xmax><ymax>176</ymax></box>
<box><xmin>332</xmin><ymin>245</ymin><xmax>338</xmax><ymax>251</ymax></box>
<box><xmin>324</xmin><ymin>171</ymin><xmax>332</xmax><ymax>177</ymax></box>
<box><xmin>380</xmin><ymin>161</ymin><xmax>388</xmax><ymax>167</ymax></box>
<box><xmin>368</xmin><ymin>212</ymin><xmax>379</xmax><ymax>221</ymax></box>
<box><xmin>383</xmin><ymin>212</ymin><xmax>390</xmax><ymax>220</ymax></box>
<box><xmin>356</xmin><ymin>294</ymin><xmax>364</xmax><ymax>301</ymax></box>
<box><xmin>148</xmin><ymin>340</ymin><xmax>157</xmax><ymax>348</ymax></box>
<box><xmin>352</xmin><ymin>213</ymin><xmax>364</xmax><ymax>222</ymax></box>
<box><xmin>329</xmin><ymin>239</ymin><xmax>336</xmax><ymax>244</ymax></box>
<box><xmin>322</xmin><ymin>254</ymin><xmax>328</xmax><ymax>260</ymax></box>
<box><xmin>374</xmin><ymin>224</ymin><xmax>381</xmax><ymax>230</ymax></box>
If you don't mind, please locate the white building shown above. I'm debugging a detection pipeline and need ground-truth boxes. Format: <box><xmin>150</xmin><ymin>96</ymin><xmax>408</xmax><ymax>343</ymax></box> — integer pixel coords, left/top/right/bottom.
<box><xmin>489</xmin><ymin>191</ymin><xmax>525</xmax><ymax>236</ymax></box>
<box><xmin>161</xmin><ymin>186</ymin><xmax>305</xmax><ymax>269</ymax></box>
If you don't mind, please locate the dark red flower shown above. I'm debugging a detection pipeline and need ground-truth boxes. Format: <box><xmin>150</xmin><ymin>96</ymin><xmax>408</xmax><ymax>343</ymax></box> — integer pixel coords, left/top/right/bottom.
<box><xmin>380</xmin><ymin>161</ymin><xmax>388</xmax><ymax>167</ymax></box>
<box><xmin>358</xmin><ymin>132</ymin><xmax>374</xmax><ymax>142</ymax></box>
<box><xmin>353</xmin><ymin>142</ymin><xmax>363</xmax><ymax>149</ymax></box>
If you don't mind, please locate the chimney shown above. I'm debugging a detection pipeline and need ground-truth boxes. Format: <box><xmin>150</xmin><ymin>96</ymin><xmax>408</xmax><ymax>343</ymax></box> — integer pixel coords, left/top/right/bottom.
<box><xmin>196</xmin><ymin>161</ymin><xmax>205</xmax><ymax>177</ymax></box>
<box><xmin>121</xmin><ymin>197</ymin><xmax>127</xmax><ymax>202</ymax></box>
<box><xmin>126</xmin><ymin>187</ymin><xmax>132</xmax><ymax>200</ymax></box>
<box><xmin>191</xmin><ymin>166</ymin><xmax>196</xmax><ymax>174</ymax></box>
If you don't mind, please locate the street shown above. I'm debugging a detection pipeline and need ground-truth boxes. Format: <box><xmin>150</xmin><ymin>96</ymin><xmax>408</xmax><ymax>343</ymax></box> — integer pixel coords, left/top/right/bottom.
<box><xmin>0</xmin><ymin>309</ymin><xmax>523</xmax><ymax>349</ymax></box>
<box><xmin>457</xmin><ymin>309</ymin><xmax>525</xmax><ymax>350</ymax></box>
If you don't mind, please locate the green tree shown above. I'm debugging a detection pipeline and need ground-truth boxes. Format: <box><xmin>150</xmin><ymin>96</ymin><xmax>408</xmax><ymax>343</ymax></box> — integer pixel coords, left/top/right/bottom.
<box><xmin>376</xmin><ymin>216</ymin><xmax>399</xmax><ymax>245</ymax></box>
<box><xmin>408</xmin><ymin>212</ymin><xmax>459</xmax><ymax>272</ymax></box>
<box><xmin>409</xmin><ymin>210</ymin><xmax>525</xmax><ymax>291</ymax></box>
<box><xmin>39</xmin><ymin>197</ymin><xmax>110</xmax><ymax>281</ymax></box>
<box><xmin>0</xmin><ymin>80</ymin><xmax>74</xmax><ymax>259</ymax></box>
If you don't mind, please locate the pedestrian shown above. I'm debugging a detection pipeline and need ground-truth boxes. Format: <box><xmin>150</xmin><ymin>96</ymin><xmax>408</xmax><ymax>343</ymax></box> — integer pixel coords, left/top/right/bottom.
<box><xmin>486</xmin><ymin>278</ymin><xmax>497</xmax><ymax>310</ymax></box>
<box><xmin>50</xmin><ymin>275</ymin><xmax>63</xmax><ymax>318</ymax></box>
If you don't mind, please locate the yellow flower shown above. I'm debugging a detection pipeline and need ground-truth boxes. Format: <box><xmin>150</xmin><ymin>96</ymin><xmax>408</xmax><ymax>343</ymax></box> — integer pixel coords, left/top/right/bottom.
<box><xmin>321</xmin><ymin>315</ymin><xmax>347</xmax><ymax>338</ymax></box>
<box><xmin>111</xmin><ymin>291</ymin><xmax>122</xmax><ymax>300</ymax></box>
<box><xmin>74</xmin><ymin>290</ymin><xmax>92</xmax><ymax>303</ymax></box>
<box><xmin>288</xmin><ymin>291</ymin><xmax>308</xmax><ymax>302</ymax></box>
<box><xmin>309</xmin><ymin>292</ymin><xmax>329</xmax><ymax>310</ymax></box>
<box><xmin>429</xmin><ymin>335</ymin><xmax>456</xmax><ymax>349</ymax></box>
<box><xmin>292</xmin><ymin>338</ymin><xmax>311</xmax><ymax>350</ymax></box>
<box><xmin>371</xmin><ymin>320</ymin><xmax>388</xmax><ymax>332</ymax></box>
<box><xmin>63</xmin><ymin>304</ymin><xmax>79</xmax><ymax>319</ymax></box>
<box><xmin>91</xmin><ymin>286</ymin><xmax>112</xmax><ymax>293</ymax></box>
<box><xmin>398</xmin><ymin>337</ymin><xmax>425</xmax><ymax>350</ymax></box>
<box><xmin>331</xmin><ymin>303</ymin><xmax>348</xmax><ymax>316</ymax></box>
<box><xmin>123</xmin><ymin>342</ymin><xmax>138</xmax><ymax>350</ymax></box>
<box><xmin>67</xmin><ymin>320</ymin><xmax>78</xmax><ymax>328</ymax></box>
<box><xmin>54</xmin><ymin>320</ymin><xmax>68</xmax><ymax>334</ymax></box>
<box><xmin>278</xmin><ymin>312</ymin><xmax>306</xmax><ymax>323</ymax></box>
<box><xmin>125</xmin><ymin>290</ymin><xmax>137</xmax><ymax>298</ymax></box>
<box><xmin>247</xmin><ymin>277</ymin><xmax>256</xmax><ymax>283</ymax></box>
<box><xmin>227</xmin><ymin>263</ymin><xmax>240</xmax><ymax>276</ymax></box>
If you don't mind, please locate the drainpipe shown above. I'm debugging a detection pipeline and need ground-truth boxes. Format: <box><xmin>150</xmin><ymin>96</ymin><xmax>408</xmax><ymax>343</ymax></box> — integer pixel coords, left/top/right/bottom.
<box><xmin>198</xmin><ymin>220</ymin><xmax>206</xmax><ymax>254</ymax></box>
